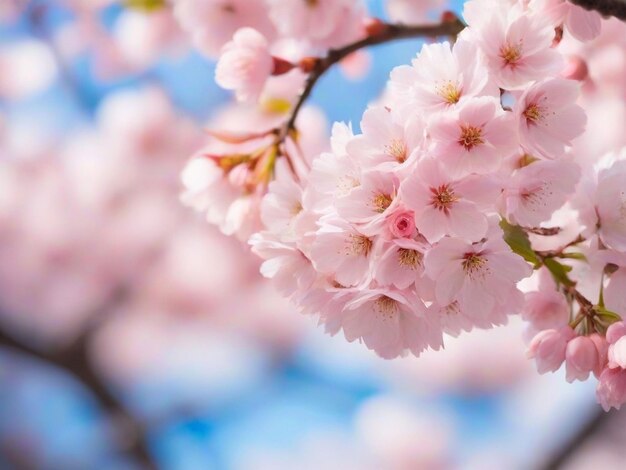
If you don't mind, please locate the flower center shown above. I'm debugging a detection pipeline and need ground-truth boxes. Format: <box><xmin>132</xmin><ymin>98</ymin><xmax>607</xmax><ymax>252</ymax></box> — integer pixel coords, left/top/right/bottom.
<box><xmin>523</xmin><ymin>103</ymin><xmax>543</xmax><ymax>123</ymax></box>
<box><xmin>349</xmin><ymin>234</ymin><xmax>373</xmax><ymax>257</ymax></box>
<box><xmin>458</xmin><ymin>125</ymin><xmax>484</xmax><ymax>151</ymax></box>
<box><xmin>372</xmin><ymin>192</ymin><xmax>393</xmax><ymax>213</ymax></box>
<box><xmin>436</xmin><ymin>81</ymin><xmax>462</xmax><ymax>104</ymax></box>
<box><xmin>398</xmin><ymin>248</ymin><xmax>422</xmax><ymax>268</ymax></box>
<box><xmin>291</xmin><ymin>201</ymin><xmax>303</xmax><ymax>215</ymax></box>
<box><xmin>430</xmin><ymin>184</ymin><xmax>459</xmax><ymax>213</ymax></box>
<box><xmin>462</xmin><ymin>252</ymin><xmax>488</xmax><ymax>279</ymax></box>
<box><xmin>500</xmin><ymin>43</ymin><xmax>522</xmax><ymax>66</ymax></box>
<box><xmin>305</xmin><ymin>0</ymin><xmax>318</xmax><ymax>7</ymax></box>
<box><xmin>385</xmin><ymin>139</ymin><xmax>408</xmax><ymax>163</ymax></box>
<box><xmin>374</xmin><ymin>296</ymin><xmax>400</xmax><ymax>319</ymax></box>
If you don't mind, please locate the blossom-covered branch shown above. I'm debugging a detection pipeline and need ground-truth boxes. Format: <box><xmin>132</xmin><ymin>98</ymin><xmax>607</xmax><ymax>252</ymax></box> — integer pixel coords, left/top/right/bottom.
<box><xmin>177</xmin><ymin>0</ymin><xmax>626</xmax><ymax>412</ymax></box>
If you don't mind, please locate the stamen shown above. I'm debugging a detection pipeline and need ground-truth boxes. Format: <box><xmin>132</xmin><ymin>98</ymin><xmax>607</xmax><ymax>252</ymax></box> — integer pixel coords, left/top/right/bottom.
<box><xmin>458</xmin><ymin>125</ymin><xmax>484</xmax><ymax>150</ymax></box>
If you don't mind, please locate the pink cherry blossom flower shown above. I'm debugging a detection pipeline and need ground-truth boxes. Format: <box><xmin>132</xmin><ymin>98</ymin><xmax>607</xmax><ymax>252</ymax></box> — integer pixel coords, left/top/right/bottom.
<box><xmin>436</xmin><ymin>300</ymin><xmax>482</xmax><ymax>337</ymax></box>
<box><xmin>503</xmin><ymin>159</ymin><xmax>581</xmax><ymax>227</ymax></box>
<box><xmin>261</xmin><ymin>175</ymin><xmax>306</xmax><ymax>242</ymax></box>
<box><xmin>267</xmin><ymin>0</ymin><xmax>365</xmax><ymax>48</ymax></box>
<box><xmin>515</xmin><ymin>78</ymin><xmax>586</xmax><ymax>159</ymax></box>
<box><xmin>215</xmin><ymin>28</ymin><xmax>274</xmax><ymax>102</ymax></box>
<box><xmin>428</xmin><ymin>97</ymin><xmax>517</xmax><ymax>178</ymax></box>
<box><xmin>249</xmin><ymin>232</ymin><xmax>317</xmax><ymax>298</ymax></box>
<box><xmin>608</xmin><ymin>336</ymin><xmax>626</xmax><ymax>369</ymax></box>
<box><xmin>400</xmin><ymin>157</ymin><xmax>499</xmax><ymax>243</ymax></box>
<box><xmin>346</xmin><ymin>107</ymin><xmax>424</xmax><ymax>173</ymax></box>
<box><xmin>590</xmin><ymin>333</ymin><xmax>609</xmax><ymax>378</ymax></box>
<box><xmin>335</xmin><ymin>171</ymin><xmax>399</xmax><ymax>229</ymax></box>
<box><xmin>306</xmin><ymin>123</ymin><xmax>361</xmax><ymax>210</ymax></box>
<box><xmin>565</xmin><ymin>335</ymin><xmax>599</xmax><ymax>382</ymax></box>
<box><xmin>527</xmin><ymin>326</ymin><xmax>576</xmax><ymax>373</ymax></box>
<box><xmin>373</xmin><ymin>238</ymin><xmax>428</xmax><ymax>290</ymax></box>
<box><xmin>587</xmin><ymin>153</ymin><xmax>626</xmax><ymax>251</ymax></box>
<box><xmin>326</xmin><ymin>288</ymin><xmax>443</xmax><ymax>359</ymax></box>
<box><xmin>309</xmin><ymin>217</ymin><xmax>374</xmax><ymax>287</ymax></box>
<box><xmin>180</xmin><ymin>156</ymin><xmax>262</xmax><ymax>241</ymax></box>
<box><xmin>531</xmin><ymin>0</ymin><xmax>602</xmax><ymax>42</ymax></box>
<box><xmin>424</xmin><ymin>220</ymin><xmax>532</xmax><ymax>317</ymax></box>
<box><xmin>389</xmin><ymin>39</ymin><xmax>499</xmax><ymax>116</ymax></box>
<box><xmin>605</xmin><ymin>271</ymin><xmax>626</xmax><ymax>320</ymax></box>
<box><xmin>466</xmin><ymin>3</ymin><xmax>563</xmax><ymax>89</ymax></box>
<box><xmin>597</xmin><ymin>367</ymin><xmax>626</xmax><ymax>411</ymax></box>
<box><xmin>173</xmin><ymin>0</ymin><xmax>276</xmax><ymax>58</ymax></box>
<box><xmin>386</xmin><ymin>209</ymin><xmax>416</xmax><ymax>239</ymax></box>
<box><xmin>521</xmin><ymin>271</ymin><xmax>570</xmax><ymax>330</ymax></box>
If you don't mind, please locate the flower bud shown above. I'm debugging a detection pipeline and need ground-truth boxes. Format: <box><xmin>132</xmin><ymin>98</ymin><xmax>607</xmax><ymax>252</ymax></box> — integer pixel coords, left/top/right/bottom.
<box><xmin>527</xmin><ymin>326</ymin><xmax>575</xmax><ymax>374</ymax></box>
<box><xmin>606</xmin><ymin>321</ymin><xmax>626</xmax><ymax>344</ymax></box>
<box><xmin>565</xmin><ymin>336</ymin><xmax>599</xmax><ymax>383</ymax></box>
<box><xmin>597</xmin><ymin>367</ymin><xmax>626</xmax><ymax>411</ymax></box>
<box><xmin>589</xmin><ymin>333</ymin><xmax>609</xmax><ymax>378</ymax></box>
<box><xmin>388</xmin><ymin>211</ymin><xmax>415</xmax><ymax>238</ymax></box>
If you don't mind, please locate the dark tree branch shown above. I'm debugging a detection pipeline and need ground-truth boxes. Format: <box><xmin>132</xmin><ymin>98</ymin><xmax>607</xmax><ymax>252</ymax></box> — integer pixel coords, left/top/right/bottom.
<box><xmin>277</xmin><ymin>16</ymin><xmax>466</xmax><ymax>143</ymax></box>
<box><xmin>540</xmin><ymin>408</ymin><xmax>611</xmax><ymax>469</ymax></box>
<box><xmin>0</xmin><ymin>318</ymin><xmax>157</xmax><ymax>469</ymax></box>
<box><xmin>569</xmin><ymin>0</ymin><xmax>626</xmax><ymax>20</ymax></box>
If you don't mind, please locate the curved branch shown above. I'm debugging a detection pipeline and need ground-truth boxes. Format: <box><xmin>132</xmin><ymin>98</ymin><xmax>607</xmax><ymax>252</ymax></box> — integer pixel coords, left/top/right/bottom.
<box><xmin>569</xmin><ymin>0</ymin><xmax>626</xmax><ymax>20</ymax></box>
<box><xmin>278</xmin><ymin>17</ymin><xmax>466</xmax><ymax>142</ymax></box>
<box><xmin>0</xmin><ymin>323</ymin><xmax>157</xmax><ymax>469</ymax></box>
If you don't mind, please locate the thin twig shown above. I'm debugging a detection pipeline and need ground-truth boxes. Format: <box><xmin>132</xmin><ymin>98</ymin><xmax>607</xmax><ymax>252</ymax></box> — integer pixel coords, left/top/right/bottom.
<box><xmin>277</xmin><ymin>17</ymin><xmax>466</xmax><ymax>143</ymax></box>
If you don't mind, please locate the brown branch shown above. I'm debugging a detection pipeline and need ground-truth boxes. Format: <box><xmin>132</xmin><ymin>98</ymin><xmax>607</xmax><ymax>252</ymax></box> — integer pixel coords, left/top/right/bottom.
<box><xmin>540</xmin><ymin>407</ymin><xmax>611</xmax><ymax>470</ymax></box>
<box><xmin>277</xmin><ymin>16</ymin><xmax>466</xmax><ymax>143</ymax></box>
<box><xmin>569</xmin><ymin>0</ymin><xmax>626</xmax><ymax>20</ymax></box>
<box><xmin>0</xmin><ymin>318</ymin><xmax>157</xmax><ymax>469</ymax></box>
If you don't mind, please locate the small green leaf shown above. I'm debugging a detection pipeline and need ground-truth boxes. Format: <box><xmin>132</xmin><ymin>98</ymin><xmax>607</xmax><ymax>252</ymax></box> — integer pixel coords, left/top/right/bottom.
<box><xmin>595</xmin><ymin>306</ymin><xmax>622</xmax><ymax>324</ymax></box>
<box><xmin>558</xmin><ymin>252</ymin><xmax>588</xmax><ymax>262</ymax></box>
<box><xmin>500</xmin><ymin>219</ymin><xmax>541</xmax><ymax>267</ymax></box>
<box><xmin>543</xmin><ymin>258</ymin><xmax>575</xmax><ymax>286</ymax></box>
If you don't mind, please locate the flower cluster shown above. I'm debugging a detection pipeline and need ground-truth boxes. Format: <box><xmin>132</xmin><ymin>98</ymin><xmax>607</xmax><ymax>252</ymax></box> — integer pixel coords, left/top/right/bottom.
<box><xmin>178</xmin><ymin>0</ymin><xmax>626</xmax><ymax>410</ymax></box>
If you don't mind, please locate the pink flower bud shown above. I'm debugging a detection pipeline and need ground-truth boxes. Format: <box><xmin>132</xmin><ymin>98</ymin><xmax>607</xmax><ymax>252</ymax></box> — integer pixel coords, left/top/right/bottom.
<box><xmin>608</xmin><ymin>336</ymin><xmax>626</xmax><ymax>370</ymax></box>
<box><xmin>606</xmin><ymin>321</ymin><xmax>626</xmax><ymax>344</ymax></box>
<box><xmin>589</xmin><ymin>333</ymin><xmax>609</xmax><ymax>378</ymax></box>
<box><xmin>565</xmin><ymin>336</ymin><xmax>599</xmax><ymax>383</ymax></box>
<box><xmin>388</xmin><ymin>211</ymin><xmax>415</xmax><ymax>238</ymax></box>
<box><xmin>527</xmin><ymin>326</ymin><xmax>575</xmax><ymax>374</ymax></box>
<box><xmin>596</xmin><ymin>367</ymin><xmax>626</xmax><ymax>411</ymax></box>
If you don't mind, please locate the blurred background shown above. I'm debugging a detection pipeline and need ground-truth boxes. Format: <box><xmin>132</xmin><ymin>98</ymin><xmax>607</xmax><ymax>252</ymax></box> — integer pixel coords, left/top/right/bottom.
<box><xmin>0</xmin><ymin>0</ymin><xmax>624</xmax><ymax>469</ymax></box>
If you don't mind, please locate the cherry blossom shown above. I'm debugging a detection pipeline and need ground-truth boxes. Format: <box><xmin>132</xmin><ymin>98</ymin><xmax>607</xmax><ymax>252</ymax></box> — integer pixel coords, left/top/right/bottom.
<box><xmin>389</xmin><ymin>39</ymin><xmax>499</xmax><ymax>115</ymax></box>
<box><xmin>215</xmin><ymin>28</ymin><xmax>274</xmax><ymax>102</ymax></box>
<box><xmin>465</xmin><ymin>1</ymin><xmax>563</xmax><ymax>89</ymax></box>
<box><xmin>428</xmin><ymin>96</ymin><xmax>517</xmax><ymax>177</ymax></box>
<box><xmin>401</xmin><ymin>157</ymin><xmax>497</xmax><ymax>243</ymax></box>
<box><xmin>515</xmin><ymin>78</ymin><xmax>586</xmax><ymax>159</ymax></box>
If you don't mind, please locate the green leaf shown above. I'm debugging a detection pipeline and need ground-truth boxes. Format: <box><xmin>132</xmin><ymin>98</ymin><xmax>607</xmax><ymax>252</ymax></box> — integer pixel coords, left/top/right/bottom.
<box><xmin>124</xmin><ymin>0</ymin><xmax>166</xmax><ymax>11</ymax></box>
<box><xmin>558</xmin><ymin>252</ymin><xmax>588</xmax><ymax>262</ymax></box>
<box><xmin>500</xmin><ymin>219</ymin><xmax>541</xmax><ymax>267</ymax></box>
<box><xmin>543</xmin><ymin>258</ymin><xmax>575</xmax><ymax>286</ymax></box>
<box><xmin>595</xmin><ymin>306</ymin><xmax>622</xmax><ymax>324</ymax></box>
